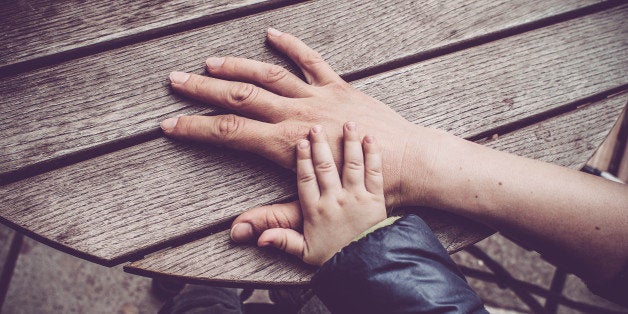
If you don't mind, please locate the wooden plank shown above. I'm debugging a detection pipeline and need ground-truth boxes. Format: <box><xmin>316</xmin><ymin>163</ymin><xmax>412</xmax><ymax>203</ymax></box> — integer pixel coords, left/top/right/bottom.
<box><xmin>0</xmin><ymin>0</ymin><xmax>283</xmax><ymax>69</ymax></box>
<box><xmin>0</xmin><ymin>7</ymin><xmax>625</xmax><ymax>264</ymax></box>
<box><xmin>129</xmin><ymin>229</ymin><xmax>316</xmax><ymax>287</ymax></box>
<box><xmin>123</xmin><ymin>209</ymin><xmax>494</xmax><ymax>287</ymax></box>
<box><xmin>483</xmin><ymin>97</ymin><xmax>627</xmax><ymax>167</ymax></box>
<box><xmin>358</xmin><ymin>7</ymin><xmax>628</xmax><ymax>139</ymax></box>
<box><xmin>0</xmin><ymin>0</ymin><xmax>607</xmax><ymax>178</ymax></box>
<box><xmin>124</xmin><ymin>93</ymin><xmax>626</xmax><ymax>287</ymax></box>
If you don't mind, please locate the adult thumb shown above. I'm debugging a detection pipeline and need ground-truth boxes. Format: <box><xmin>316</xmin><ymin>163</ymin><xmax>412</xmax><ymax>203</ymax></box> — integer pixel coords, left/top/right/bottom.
<box><xmin>230</xmin><ymin>201</ymin><xmax>302</xmax><ymax>242</ymax></box>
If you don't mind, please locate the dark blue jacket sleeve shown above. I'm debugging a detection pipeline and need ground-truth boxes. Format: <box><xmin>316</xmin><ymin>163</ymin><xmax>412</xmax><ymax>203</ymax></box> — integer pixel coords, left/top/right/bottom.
<box><xmin>311</xmin><ymin>214</ymin><xmax>488</xmax><ymax>314</ymax></box>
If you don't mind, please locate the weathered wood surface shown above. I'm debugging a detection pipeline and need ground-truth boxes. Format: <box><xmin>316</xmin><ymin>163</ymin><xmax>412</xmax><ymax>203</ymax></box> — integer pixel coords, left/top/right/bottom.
<box><xmin>125</xmin><ymin>93</ymin><xmax>627</xmax><ymax>286</ymax></box>
<box><xmin>361</xmin><ymin>6</ymin><xmax>628</xmax><ymax>139</ymax></box>
<box><xmin>124</xmin><ymin>209</ymin><xmax>494</xmax><ymax>287</ymax></box>
<box><xmin>1</xmin><ymin>7</ymin><xmax>625</xmax><ymax>265</ymax></box>
<box><xmin>0</xmin><ymin>0</ymin><xmax>282</xmax><ymax>69</ymax></box>
<box><xmin>128</xmin><ymin>229</ymin><xmax>317</xmax><ymax>287</ymax></box>
<box><xmin>0</xmin><ymin>0</ymin><xmax>610</xmax><ymax>179</ymax></box>
<box><xmin>484</xmin><ymin>98</ymin><xmax>628</xmax><ymax>169</ymax></box>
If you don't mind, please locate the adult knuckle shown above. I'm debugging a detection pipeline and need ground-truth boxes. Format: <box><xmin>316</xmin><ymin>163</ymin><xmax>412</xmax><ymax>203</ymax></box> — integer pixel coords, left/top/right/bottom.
<box><xmin>228</xmin><ymin>82</ymin><xmax>257</xmax><ymax>107</ymax></box>
<box><xmin>264</xmin><ymin>65</ymin><xmax>289</xmax><ymax>84</ymax></box>
<box><xmin>217</xmin><ymin>114</ymin><xmax>243</xmax><ymax>142</ymax></box>
<box><xmin>264</xmin><ymin>206</ymin><xmax>290</xmax><ymax>229</ymax></box>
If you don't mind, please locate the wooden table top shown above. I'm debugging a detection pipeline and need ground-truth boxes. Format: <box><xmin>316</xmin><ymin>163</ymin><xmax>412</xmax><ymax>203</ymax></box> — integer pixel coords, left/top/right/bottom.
<box><xmin>1</xmin><ymin>0</ymin><xmax>626</xmax><ymax>287</ymax></box>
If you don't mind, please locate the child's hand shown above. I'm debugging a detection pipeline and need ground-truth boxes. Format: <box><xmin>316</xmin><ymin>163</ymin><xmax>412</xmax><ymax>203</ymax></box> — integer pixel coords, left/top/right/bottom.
<box><xmin>258</xmin><ymin>122</ymin><xmax>387</xmax><ymax>266</ymax></box>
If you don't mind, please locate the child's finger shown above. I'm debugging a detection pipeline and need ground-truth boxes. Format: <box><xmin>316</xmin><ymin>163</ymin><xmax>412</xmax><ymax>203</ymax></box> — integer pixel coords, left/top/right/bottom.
<box><xmin>258</xmin><ymin>228</ymin><xmax>306</xmax><ymax>261</ymax></box>
<box><xmin>309</xmin><ymin>125</ymin><xmax>342</xmax><ymax>194</ymax></box>
<box><xmin>296</xmin><ymin>139</ymin><xmax>320</xmax><ymax>207</ymax></box>
<box><xmin>341</xmin><ymin>122</ymin><xmax>365</xmax><ymax>189</ymax></box>
<box><xmin>363</xmin><ymin>135</ymin><xmax>384</xmax><ymax>195</ymax></box>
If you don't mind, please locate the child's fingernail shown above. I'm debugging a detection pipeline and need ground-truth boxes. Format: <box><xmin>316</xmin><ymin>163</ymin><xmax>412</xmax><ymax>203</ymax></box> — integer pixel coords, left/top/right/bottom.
<box><xmin>364</xmin><ymin>135</ymin><xmax>375</xmax><ymax>143</ymax></box>
<box><xmin>169</xmin><ymin>71</ymin><xmax>190</xmax><ymax>84</ymax></box>
<box><xmin>298</xmin><ymin>140</ymin><xmax>309</xmax><ymax>149</ymax></box>
<box><xmin>230</xmin><ymin>223</ymin><xmax>254</xmax><ymax>242</ymax></box>
<box><xmin>206</xmin><ymin>57</ymin><xmax>225</xmax><ymax>70</ymax></box>
<box><xmin>312</xmin><ymin>125</ymin><xmax>322</xmax><ymax>133</ymax></box>
<box><xmin>346</xmin><ymin>121</ymin><xmax>356</xmax><ymax>131</ymax></box>
<box><xmin>267</xmin><ymin>27</ymin><xmax>283</xmax><ymax>37</ymax></box>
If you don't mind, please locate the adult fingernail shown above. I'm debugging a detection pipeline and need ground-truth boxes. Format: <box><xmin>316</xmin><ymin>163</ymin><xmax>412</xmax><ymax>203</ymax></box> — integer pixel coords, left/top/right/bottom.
<box><xmin>346</xmin><ymin>121</ymin><xmax>356</xmax><ymax>131</ymax></box>
<box><xmin>364</xmin><ymin>135</ymin><xmax>375</xmax><ymax>143</ymax></box>
<box><xmin>161</xmin><ymin>117</ymin><xmax>179</xmax><ymax>132</ymax></box>
<box><xmin>267</xmin><ymin>27</ymin><xmax>283</xmax><ymax>37</ymax></box>
<box><xmin>230</xmin><ymin>223</ymin><xmax>254</xmax><ymax>242</ymax></box>
<box><xmin>206</xmin><ymin>57</ymin><xmax>225</xmax><ymax>70</ymax></box>
<box><xmin>169</xmin><ymin>71</ymin><xmax>190</xmax><ymax>84</ymax></box>
<box><xmin>312</xmin><ymin>125</ymin><xmax>322</xmax><ymax>133</ymax></box>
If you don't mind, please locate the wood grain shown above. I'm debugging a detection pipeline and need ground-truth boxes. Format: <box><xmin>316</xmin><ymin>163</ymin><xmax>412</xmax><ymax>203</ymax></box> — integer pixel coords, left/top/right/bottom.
<box><xmin>1</xmin><ymin>6</ymin><xmax>625</xmax><ymax>264</ymax></box>
<box><xmin>0</xmin><ymin>0</ymin><xmax>282</xmax><ymax>68</ymax></box>
<box><xmin>128</xmin><ymin>229</ymin><xmax>317</xmax><ymax>287</ymax></box>
<box><xmin>357</xmin><ymin>8</ymin><xmax>627</xmax><ymax>139</ymax></box>
<box><xmin>0</xmin><ymin>0</ymin><xmax>606</xmax><ymax>177</ymax></box>
<box><xmin>125</xmin><ymin>94</ymin><xmax>626</xmax><ymax>287</ymax></box>
<box><xmin>483</xmin><ymin>97</ymin><xmax>627</xmax><ymax>167</ymax></box>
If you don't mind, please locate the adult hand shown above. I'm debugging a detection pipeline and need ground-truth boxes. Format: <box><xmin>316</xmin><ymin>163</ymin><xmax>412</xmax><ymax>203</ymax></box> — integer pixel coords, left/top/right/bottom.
<box><xmin>161</xmin><ymin>28</ymin><xmax>445</xmax><ymax>241</ymax></box>
<box><xmin>258</xmin><ymin>123</ymin><xmax>387</xmax><ymax>266</ymax></box>
<box><xmin>161</xmin><ymin>28</ymin><xmax>628</xmax><ymax>287</ymax></box>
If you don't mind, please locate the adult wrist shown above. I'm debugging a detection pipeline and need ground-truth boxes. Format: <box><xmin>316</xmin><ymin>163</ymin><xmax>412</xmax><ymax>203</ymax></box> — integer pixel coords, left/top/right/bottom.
<box><xmin>396</xmin><ymin>126</ymin><xmax>461</xmax><ymax>208</ymax></box>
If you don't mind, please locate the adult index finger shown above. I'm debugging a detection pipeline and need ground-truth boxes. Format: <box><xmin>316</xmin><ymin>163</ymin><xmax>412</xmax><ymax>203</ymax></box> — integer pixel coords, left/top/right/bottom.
<box><xmin>169</xmin><ymin>71</ymin><xmax>290</xmax><ymax>123</ymax></box>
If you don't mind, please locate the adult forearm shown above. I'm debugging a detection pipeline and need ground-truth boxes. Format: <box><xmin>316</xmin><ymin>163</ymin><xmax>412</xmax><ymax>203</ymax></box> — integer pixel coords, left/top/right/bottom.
<box><xmin>401</xmin><ymin>128</ymin><xmax>628</xmax><ymax>284</ymax></box>
<box><xmin>161</xmin><ymin>28</ymin><xmax>627</xmax><ymax>288</ymax></box>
